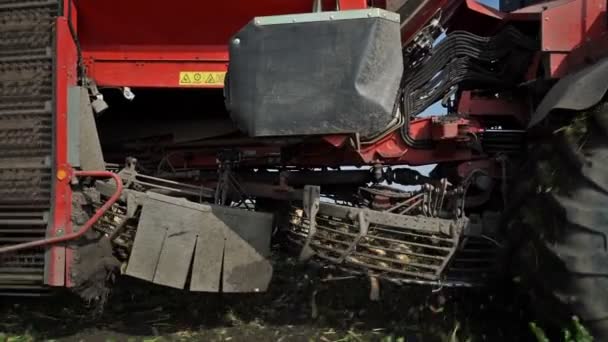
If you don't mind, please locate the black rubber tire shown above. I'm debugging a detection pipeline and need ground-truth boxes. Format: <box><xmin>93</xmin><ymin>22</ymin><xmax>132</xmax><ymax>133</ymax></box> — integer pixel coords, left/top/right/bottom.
<box><xmin>516</xmin><ymin>103</ymin><xmax>608</xmax><ymax>339</ymax></box>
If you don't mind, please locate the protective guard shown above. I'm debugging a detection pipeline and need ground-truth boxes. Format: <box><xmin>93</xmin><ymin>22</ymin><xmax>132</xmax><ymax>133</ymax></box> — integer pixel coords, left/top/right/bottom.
<box><xmin>124</xmin><ymin>192</ymin><xmax>274</xmax><ymax>293</ymax></box>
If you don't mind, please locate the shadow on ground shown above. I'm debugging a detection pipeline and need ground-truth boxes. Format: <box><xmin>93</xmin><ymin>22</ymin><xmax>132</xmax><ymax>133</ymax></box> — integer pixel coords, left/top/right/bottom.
<box><xmin>0</xmin><ymin>253</ymin><xmax>534</xmax><ymax>342</ymax></box>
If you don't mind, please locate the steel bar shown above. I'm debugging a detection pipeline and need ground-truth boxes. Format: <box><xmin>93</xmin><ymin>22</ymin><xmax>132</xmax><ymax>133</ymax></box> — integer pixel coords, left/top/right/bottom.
<box><xmin>0</xmin><ymin>171</ymin><xmax>123</xmax><ymax>254</ymax></box>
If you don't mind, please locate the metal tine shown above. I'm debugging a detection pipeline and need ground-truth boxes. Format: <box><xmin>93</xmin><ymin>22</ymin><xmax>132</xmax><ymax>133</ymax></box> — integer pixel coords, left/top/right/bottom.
<box><xmin>310</xmin><ymin>243</ymin><xmax>439</xmax><ymax>280</ymax></box>
<box><xmin>351</xmin><ymin>250</ymin><xmax>441</xmax><ymax>270</ymax></box>
<box><xmin>387</xmin><ymin>193</ymin><xmax>424</xmax><ymax>212</ymax></box>
<box><xmin>371</xmin><ymin>225</ymin><xmax>454</xmax><ymax>242</ymax></box>
<box><xmin>311</xmin><ymin>229</ymin><xmax>446</xmax><ymax>261</ymax></box>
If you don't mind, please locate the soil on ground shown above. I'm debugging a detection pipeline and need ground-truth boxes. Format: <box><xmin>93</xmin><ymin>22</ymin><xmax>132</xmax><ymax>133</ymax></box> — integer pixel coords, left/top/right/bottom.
<box><xmin>0</xmin><ymin>252</ymin><xmax>534</xmax><ymax>342</ymax></box>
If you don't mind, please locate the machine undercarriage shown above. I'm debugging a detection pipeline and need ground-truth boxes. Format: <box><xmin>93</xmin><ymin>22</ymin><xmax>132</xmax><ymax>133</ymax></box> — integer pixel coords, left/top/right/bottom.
<box><xmin>0</xmin><ymin>0</ymin><xmax>528</xmax><ymax>297</ymax></box>
<box><xmin>68</xmin><ymin>154</ymin><xmax>505</xmax><ymax>299</ymax></box>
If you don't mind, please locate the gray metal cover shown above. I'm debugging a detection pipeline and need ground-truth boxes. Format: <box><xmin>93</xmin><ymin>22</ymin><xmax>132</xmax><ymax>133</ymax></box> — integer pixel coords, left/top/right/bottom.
<box><xmin>126</xmin><ymin>192</ymin><xmax>273</xmax><ymax>292</ymax></box>
<box><xmin>226</xmin><ymin>9</ymin><xmax>403</xmax><ymax>138</ymax></box>
<box><xmin>252</xmin><ymin>8</ymin><xmax>400</xmax><ymax>25</ymax></box>
<box><xmin>67</xmin><ymin>87</ymin><xmax>105</xmax><ymax>171</ymax></box>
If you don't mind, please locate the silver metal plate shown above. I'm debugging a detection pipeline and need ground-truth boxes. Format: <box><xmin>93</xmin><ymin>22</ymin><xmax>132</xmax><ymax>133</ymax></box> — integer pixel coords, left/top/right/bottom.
<box><xmin>190</xmin><ymin>225</ymin><xmax>225</xmax><ymax>292</ymax></box>
<box><xmin>67</xmin><ymin>87</ymin><xmax>105</xmax><ymax>171</ymax></box>
<box><xmin>126</xmin><ymin>192</ymin><xmax>273</xmax><ymax>292</ymax></box>
<box><xmin>220</xmin><ymin>210</ymin><xmax>273</xmax><ymax>292</ymax></box>
<box><xmin>252</xmin><ymin>8</ymin><xmax>400</xmax><ymax>26</ymax></box>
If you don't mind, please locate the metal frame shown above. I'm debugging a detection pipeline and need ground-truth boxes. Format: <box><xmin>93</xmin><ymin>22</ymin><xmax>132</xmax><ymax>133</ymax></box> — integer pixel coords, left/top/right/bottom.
<box><xmin>0</xmin><ymin>171</ymin><xmax>123</xmax><ymax>254</ymax></box>
<box><xmin>82</xmin><ymin>49</ymin><xmax>229</xmax><ymax>88</ymax></box>
<box><xmin>291</xmin><ymin>190</ymin><xmax>464</xmax><ymax>281</ymax></box>
<box><xmin>47</xmin><ymin>1</ymin><xmax>78</xmax><ymax>286</ymax></box>
<box><xmin>31</xmin><ymin>0</ymin><xmax>608</xmax><ymax>291</ymax></box>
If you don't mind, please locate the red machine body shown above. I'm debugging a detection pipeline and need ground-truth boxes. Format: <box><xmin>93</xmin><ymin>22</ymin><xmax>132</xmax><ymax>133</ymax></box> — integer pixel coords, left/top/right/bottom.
<box><xmin>2</xmin><ymin>0</ymin><xmax>608</xmax><ymax>309</ymax></box>
<box><xmin>44</xmin><ymin>0</ymin><xmax>608</xmax><ymax>287</ymax></box>
<box><xmin>77</xmin><ymin>0</ymin><xmax>366</xmax><ymax>88</ymax></box>
<box><xmin>72</xmin><ymin>0</ymin><xmax>490</xmax><ymax>170</ymax></box>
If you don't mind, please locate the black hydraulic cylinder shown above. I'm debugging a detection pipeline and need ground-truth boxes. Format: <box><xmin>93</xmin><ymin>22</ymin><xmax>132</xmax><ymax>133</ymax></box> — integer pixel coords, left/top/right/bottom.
<box><xmin>240</xmin><ymin>168</ymin><xmax>433</xmax><ymax>187</ymax></box>
<box><xmin>392</xmin><ymin>168</ymin><xmax>432</xmax><ymax>185</ymax></box>
<box><xmin>241</xmin><ymin>170</ymin><xmax>373</xmax><ymax>186</ymax></box>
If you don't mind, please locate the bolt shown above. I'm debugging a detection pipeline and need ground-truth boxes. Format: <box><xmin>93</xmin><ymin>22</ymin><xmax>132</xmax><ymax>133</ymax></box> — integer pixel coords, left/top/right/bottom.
<box><xmin>233</xmin><ymin>38</ymin><xmax>241</xmax><ymax>46</ymax></box>
<box><xmin>56</xmin><ymin>229</ymin><xmax>64</xmax><ymax>236</ymax></box>
<box><xmin>122</xmin><ymin>87</ymin><xmax>135</xmax><ymax>101</ymax></box>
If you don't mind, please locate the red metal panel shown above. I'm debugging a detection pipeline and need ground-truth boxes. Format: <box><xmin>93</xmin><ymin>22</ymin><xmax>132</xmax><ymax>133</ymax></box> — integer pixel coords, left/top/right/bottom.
<box><xmin>462</xmin><ymin>0</ymin><xmax>504</xmax><ymax>19</ymax></box>
<box><xmin>77</xmin><ymin>0</ymin><xmax>368</xmax><ymax>88</ymax></box>
<box><xmin>541</xmin><ymin>0</ymin><xmax>583</xmax><ymax>53</ymax></box>
<box><xmin>75</xmin><ymin>0</ymin><xmax>346</xmax><ymax>49</ymax></box>
<box><xmin>315</xmin><ymin>117</ymin><xmax>482</xmax><ymax>165</ymax></box>
<box><xmin>541</xmin><ymin>0</ymin><xmax>608</xmax><ymax>77</ymax></box>
<box><xmin>431</xmin><ymin>118</ymin><xmax>462</xmax><ymax>140</ymax></box>
<box><xmin>457</xmin><ymin>90</ymin><xmax>528</xmax><ymax>124</ymax></box>
<box><xmin>548</xmin><ymin>53</ymin><xmax>569</xmax><ymax>77</ymax></box>
<box><xmin>83</xmin><ymin>47</ymin><xmax>229</xmax><ymax>87</ymax></box>
<box><xmin>48</xmin><ymin>15</ymin><xmax>78</xmax><ymax>286</ymax></box>
<box><xmin>506</xmin><ymin>0</ymin><xmax>608</xmax><ymax>77</ymax></box>
<box><xmin>326</xmin><ymin>128</ymin><xmax>478</xmax><ymax>165</ymax></box>
<box><xmin>83</xmin><ymin>48</ymin><xmax>228</xmax><ymax>62</ymax></box>
<box><xmin>85</xmin><ymin>57</ymin><xmax>228</xmax><ymax>88</ymax></box>
<box><xmin>337</xmin><ymin>0</ymin><xmax>368</xmax><ymax>9</ymax></box>
<box><xmin>447</xmin><ymin>0</ymin><xmax>505</xmax><ymax>35</ymax></box>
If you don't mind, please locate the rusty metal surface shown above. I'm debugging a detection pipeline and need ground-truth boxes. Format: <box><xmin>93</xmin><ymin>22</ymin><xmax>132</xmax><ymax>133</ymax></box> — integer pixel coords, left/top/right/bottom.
<box><xmin>125</xmin><ymin>192</ymin><xmax>274</xmax><ymax>293</ymax></box>
<box><xmin>0</xmin><ymin>0</ymin><xmax>58</xmax><ymax>295</ymax></box>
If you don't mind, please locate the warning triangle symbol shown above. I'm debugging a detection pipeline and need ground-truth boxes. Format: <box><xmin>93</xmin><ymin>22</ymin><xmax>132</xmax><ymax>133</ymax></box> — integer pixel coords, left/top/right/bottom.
<box><xmin>181</xmin><ymin>74</ymin><xmax>192</xmax><ymax>84</ymax></box>
<box><xmin>205</xmin><ymin>74</ymin><xmax>216</xmax><ymax>83</ymax></box>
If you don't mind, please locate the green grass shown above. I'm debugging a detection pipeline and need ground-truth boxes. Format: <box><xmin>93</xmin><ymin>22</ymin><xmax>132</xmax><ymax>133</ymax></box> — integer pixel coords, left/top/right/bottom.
<box><xmin>0</xmin><ymin>333</ymin><xmax>35</xmax><ymax>342</ymax></box>
<box><xmin>530</xmin><ymin>317</ymin><xmax>594</xmax><ymax>342</ymax></box>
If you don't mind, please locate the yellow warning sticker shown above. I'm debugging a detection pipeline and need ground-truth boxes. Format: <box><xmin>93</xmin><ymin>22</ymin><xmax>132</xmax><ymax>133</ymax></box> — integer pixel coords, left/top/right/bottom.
<box><xmin>179</xmin><ymin>71</ymin><xmax>226</xmax><ymax>86</ymax></box>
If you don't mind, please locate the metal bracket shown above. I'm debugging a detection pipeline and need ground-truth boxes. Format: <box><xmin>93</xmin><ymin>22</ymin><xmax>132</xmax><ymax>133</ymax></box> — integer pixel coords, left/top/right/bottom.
<box><xmin>299</xmin><ymin>185</ymin><xmax>321</xmax><ymax>261</ymax></box>
<box><xmin>337</xmin><ymin>210</ymin><xmax>369</xmax><ymax>263</ymax></box>
<box><xmin>85</xmin><ymin>78</ymin><xmax>109</xmax><ymax>115</ymax></box>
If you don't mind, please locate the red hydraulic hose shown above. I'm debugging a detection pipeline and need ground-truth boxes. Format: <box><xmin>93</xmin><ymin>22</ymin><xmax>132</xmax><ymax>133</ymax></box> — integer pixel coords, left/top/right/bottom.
<box><xmin>0</xmin><ymin>170</ymin><xmax>123</xmax><ymax>254</ymax></box>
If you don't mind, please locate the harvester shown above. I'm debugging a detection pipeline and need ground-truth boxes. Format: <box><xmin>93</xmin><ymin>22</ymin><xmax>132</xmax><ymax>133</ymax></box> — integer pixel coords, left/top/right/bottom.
<box><xmin>2</xmin><ymin>0</ymin><xmax>608</xmax><ymax>337</ymax></box>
